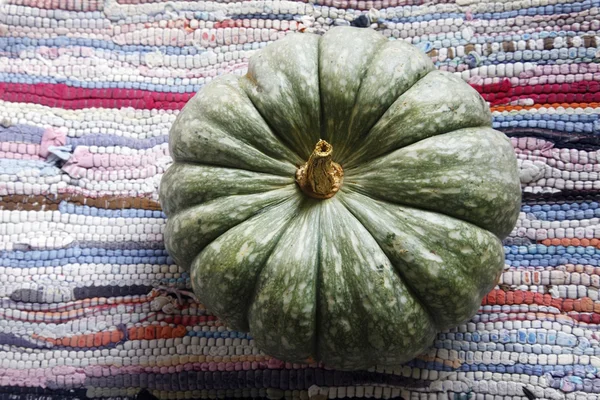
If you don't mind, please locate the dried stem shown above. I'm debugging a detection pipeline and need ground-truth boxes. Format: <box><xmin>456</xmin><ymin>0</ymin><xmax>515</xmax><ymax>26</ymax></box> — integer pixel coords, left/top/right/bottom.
<box><xmin>295</xmin><ymin>140</ymin><xmax>344</xmax><ymax>199</ymax></box>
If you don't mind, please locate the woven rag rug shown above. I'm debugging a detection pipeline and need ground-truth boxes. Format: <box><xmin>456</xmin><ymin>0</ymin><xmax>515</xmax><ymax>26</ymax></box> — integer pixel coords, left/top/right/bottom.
<box><xmin>0</xmin><ymin>0</ymin><xmax>599</xmax><ymax>399</ymax></box>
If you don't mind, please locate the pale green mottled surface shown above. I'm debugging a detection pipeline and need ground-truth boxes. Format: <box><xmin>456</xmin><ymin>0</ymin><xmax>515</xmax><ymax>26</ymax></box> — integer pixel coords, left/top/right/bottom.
<box><xmin>318</xmin><ymin>27</ymin><xmax>385</xmax><ymax>157</ymax></box>
<box><xmin>344</xmin><ymin>70</ymin><xmax>493</xmax><ymax>168</ymax></box>
<box><xmin>317</xmin><ymin>198</ymin><xmax>437</xmax><ymax>369</ymax></box>
<box><xmin>240</xmin><ymin>33</ymin><xmax>322</xmax><ymax>160</ymax></box>
<box><xmin>249</xmin><ymin>199</ymin><xmax>322</xmax><ymax>363</ymax></box>
<box><xmin>161</xmin><ymin>27</ymin><xmax>522</xmax><ymax>371</ymax></box>
<box><xmin>165</xmin><ymin>187</ymin><xmax>296</xmax><ymax>269</ymax></box>
<box><xmin>329</xmin><ymin>38</ymin><xmax>435</xmax><ymax>163</ymax></box>
<box><xmin>344</xmin><ymin>128</ymin><xmax>521</xmax><ymax>238</ymax></box>
<box><xmin>190</xmin><ymin>196</ymin><xmax>302</xmax><ymax>331</ymax></box>
<box><xmin>169</xmin><ymin>74</ymin><xmax>301</xmax><ymax>176</ymax></box>
<box><xmin>340</xmin><ymin>190</ymin><xmax>505</xmax><ymax>331</ymax></box>
<box><xmin>159</xmin><ymin>163</ymin><xmax>293</xmax><ymax>215</ymax></box>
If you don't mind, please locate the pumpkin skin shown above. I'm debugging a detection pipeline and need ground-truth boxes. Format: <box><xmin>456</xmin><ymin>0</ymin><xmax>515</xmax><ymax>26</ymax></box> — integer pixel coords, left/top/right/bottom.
<box><xmin>160</xmin><ymin>26</ymin><xmax>521</xmax><ymax>370</ymax></box>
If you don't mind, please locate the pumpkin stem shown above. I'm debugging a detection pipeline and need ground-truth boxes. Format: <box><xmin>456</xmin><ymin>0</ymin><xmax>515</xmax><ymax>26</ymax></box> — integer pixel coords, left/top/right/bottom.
<box><xmin>296</xmin><ymin>140</ymin><xmax>344</xmax><ymax>199</ymax></box>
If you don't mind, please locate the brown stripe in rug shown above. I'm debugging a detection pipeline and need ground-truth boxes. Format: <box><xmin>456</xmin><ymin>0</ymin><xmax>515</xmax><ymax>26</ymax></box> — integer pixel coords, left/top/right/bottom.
<box><xmin>0</xmin><ymin>194</ymin><xmax>162</xmax><ymax>211</ymax></box>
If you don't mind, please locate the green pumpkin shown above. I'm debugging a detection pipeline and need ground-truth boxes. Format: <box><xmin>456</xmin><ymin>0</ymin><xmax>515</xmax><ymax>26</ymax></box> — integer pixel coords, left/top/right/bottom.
<box><xmin>159</xmin><ymin>26</ymin><xmax>521</xmax><ymax>370</ymax></box>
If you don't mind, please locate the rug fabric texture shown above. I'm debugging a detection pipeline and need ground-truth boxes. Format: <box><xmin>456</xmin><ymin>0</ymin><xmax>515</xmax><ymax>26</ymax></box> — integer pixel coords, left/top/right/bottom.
<box><xmin>0</xmin><ymin>0</ymin><xmax>598</xmax><ymax>399</ymax></box>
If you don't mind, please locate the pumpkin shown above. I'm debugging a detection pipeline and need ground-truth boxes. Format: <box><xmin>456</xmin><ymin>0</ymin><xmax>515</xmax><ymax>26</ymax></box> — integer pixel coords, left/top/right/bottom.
<box><xmin>159</xmin><ymin>26</ymin><xmax>521</xmax><ymax>370</ymax></box>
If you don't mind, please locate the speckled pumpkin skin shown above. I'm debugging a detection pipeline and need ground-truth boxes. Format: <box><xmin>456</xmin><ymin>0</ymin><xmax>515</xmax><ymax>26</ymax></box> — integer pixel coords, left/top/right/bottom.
<box><xmin>159</xmin><ymin>26</ymin><xmax>521</xmax><ymax>371</ymax></box>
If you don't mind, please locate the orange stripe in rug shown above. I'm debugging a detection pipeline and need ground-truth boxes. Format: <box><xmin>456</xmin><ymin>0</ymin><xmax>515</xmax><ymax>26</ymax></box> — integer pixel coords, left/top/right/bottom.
<box><xmin>491</xmin><ymin>102</ymin><xmax>600</xmax><ymax>112</ymax></box>
<box><xmin>540</xmin><ymin>238</ymin><xmax>600</xmax><ymax>248</ymax></box>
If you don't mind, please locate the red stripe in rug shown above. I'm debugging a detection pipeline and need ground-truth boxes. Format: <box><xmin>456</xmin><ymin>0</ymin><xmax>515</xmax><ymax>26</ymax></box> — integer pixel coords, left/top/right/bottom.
<box><xmin>0</xmin><ymin>83</ymin><xmax>193</xmax><ymax>110</ymax></box>
<box><xmin>4</xmin><ymin>81</ymin><xmax>599</xmax><ymax>110</ymax></box>
<box><xmin>471</xmin><ymin>81</ymin><xmax>600</xmax><ymax>106</ymax></box>
<box><xmin>483</xmin><ymin>289</ymin><xmax>596</xmax><ymax>314</ymax></box>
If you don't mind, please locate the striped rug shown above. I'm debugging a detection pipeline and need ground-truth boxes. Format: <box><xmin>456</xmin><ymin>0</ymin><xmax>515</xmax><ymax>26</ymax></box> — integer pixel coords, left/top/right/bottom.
<box><xmin>0</xmin><ymin>0</ymin><xmax>598</xmax><ymax>399</ymax></box>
